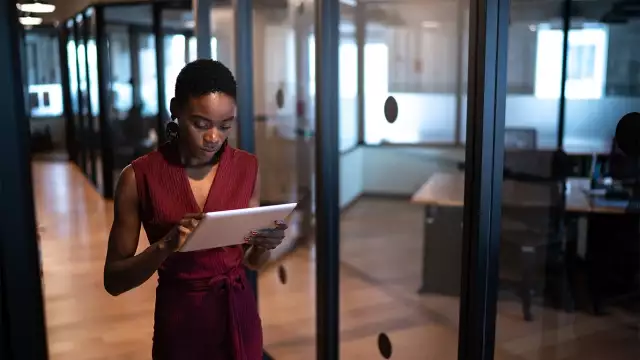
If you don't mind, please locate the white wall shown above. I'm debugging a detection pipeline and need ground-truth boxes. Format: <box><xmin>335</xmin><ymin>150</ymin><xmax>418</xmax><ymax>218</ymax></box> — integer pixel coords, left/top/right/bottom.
<box><xmin>339</xmin><ymin>147</ymin><xmax>364</xmax><ymax>207</ymax></box>
<box><xmin>338</xmin><ymin>145</ymin><xmax>465</xmax><ymax>207</ymax></box>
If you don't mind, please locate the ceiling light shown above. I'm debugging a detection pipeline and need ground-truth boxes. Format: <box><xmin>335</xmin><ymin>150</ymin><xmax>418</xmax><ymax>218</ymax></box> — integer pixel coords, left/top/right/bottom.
<box><xmin>19</xmin><ymin>15</ymin><xmax>43</xmax><ymax>26</ymax></box>
<box><xmin>421</xmin><ymin>21</ymin><xmax>439</xmax><ymax>29</ymax></box>
<box><xmin>16</xmin><ymin>1</ymin><xmax>56</xmax><ymax>14</ymax></box>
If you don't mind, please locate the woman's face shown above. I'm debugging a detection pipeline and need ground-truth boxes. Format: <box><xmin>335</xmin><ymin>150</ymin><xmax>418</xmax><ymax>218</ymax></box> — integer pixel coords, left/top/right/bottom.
<box><xmin>173</xmin><ymin>92</ymin><xmax>236</xmax><ymax>164</ymax></box>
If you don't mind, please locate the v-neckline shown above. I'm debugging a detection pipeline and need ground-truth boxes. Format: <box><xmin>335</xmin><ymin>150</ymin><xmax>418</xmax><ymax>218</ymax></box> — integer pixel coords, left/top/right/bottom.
<box><xmin>180</xmin><ymin>145</ymin><xmax>228</xmax><ymax>213</ymax></box>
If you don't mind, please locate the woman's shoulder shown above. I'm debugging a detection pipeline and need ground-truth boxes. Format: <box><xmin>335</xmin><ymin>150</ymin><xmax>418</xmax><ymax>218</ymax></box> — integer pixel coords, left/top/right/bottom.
<box><xmin>131</xmin><ymin>142</ymin><xmax>176</xmax><ymax>170</ymax></box>
<box><xmin>226</xmin><ymin>145</ymin><xmax>258</xmax><ymax>166</ymax></box>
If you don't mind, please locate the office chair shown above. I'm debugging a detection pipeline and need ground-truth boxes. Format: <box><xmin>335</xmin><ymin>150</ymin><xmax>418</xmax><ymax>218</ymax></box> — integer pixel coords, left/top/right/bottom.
<box><xmin>500</xmin><ymin>149</ymin><xmax>575</xmax><ymax>321</ymax></box>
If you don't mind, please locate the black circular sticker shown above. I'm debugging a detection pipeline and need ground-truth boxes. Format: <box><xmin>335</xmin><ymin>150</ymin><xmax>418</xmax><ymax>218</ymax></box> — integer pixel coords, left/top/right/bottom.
<box><xmin>377</xmin><ymin>332</ymin><xmax>392</xmax><ymax>358</ymax></box>
<box><xmin>276</xmin><ymin>88</ymin><xmax>285</xmax><ymax>109</ymax></box>
<box><xmin>384</xmin><ymin>96</ymin><xmax>398</xmax><ymax>124</ymax></box>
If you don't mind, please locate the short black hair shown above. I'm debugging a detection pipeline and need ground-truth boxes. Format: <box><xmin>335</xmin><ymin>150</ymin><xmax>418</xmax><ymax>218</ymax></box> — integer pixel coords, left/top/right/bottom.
<box><xmin>173</xmin><ymin>59</ymin><xmax>237</xmax><ymax>106</ymax></box>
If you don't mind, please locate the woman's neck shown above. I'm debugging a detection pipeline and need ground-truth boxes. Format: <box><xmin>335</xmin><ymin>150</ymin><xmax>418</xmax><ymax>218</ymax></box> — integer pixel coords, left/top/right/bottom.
<box><xmin>176</xmin><ymin>140</ymin><xmax>225</xmax><ymax>168</ymax></box>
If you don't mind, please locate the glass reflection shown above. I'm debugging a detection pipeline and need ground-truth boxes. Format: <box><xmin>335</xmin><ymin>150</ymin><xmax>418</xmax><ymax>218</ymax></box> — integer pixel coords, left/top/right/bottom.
<box><xmin>340</xmin><ymin>1</ymin><xmax>467</xmax><ymax>358</ymax></box>
<box><xmin>104</xmin><ymin>4</ymin><xmax>158</xmax><ymax>185</ymax></box>
<box><xmin>494</xmin><ymin>2</ymin><xmax>640</xmax><ymax>360</ymax></box>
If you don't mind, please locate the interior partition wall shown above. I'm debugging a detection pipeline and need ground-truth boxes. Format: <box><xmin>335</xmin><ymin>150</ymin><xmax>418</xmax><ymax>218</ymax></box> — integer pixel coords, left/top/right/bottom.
<box><xmin>59</xmin><ymin>0</ymin><xmax>204</xmax><ymax>199</ymax></box>
<box><xmin>0</xmin><ymin>0</ymin><xmax>49</xmax><ymax>358</ymax></box>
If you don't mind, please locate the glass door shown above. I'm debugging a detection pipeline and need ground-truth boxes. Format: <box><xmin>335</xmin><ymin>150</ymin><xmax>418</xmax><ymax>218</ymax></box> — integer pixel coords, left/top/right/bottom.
<box><xmin>66</xmin><ymin>20</ymin><xmax>82</xmax><ymax>167</ymax></box>
<box><xmin>85</xmin><ymin>7</ymin><xmax>103</xmax><ymax>192</ymax></box>
<box><xmin>104</xmin><ymin>4</ymin><xmax>157</xmax><ymax>186</ymax></box>
<box><xmin>76</xmin><ymin>13</ymin><xmax>97</xmax><ymax>185</ymax></box>
<box><xmin>493</xmin><ymin>1</ymin><xmax>640</xmax><ymax>359</ymax></box>
<box><xmin>337</xmin><ymin>1</ymin><xmax>471</xmax><ymax>357</ymax></box>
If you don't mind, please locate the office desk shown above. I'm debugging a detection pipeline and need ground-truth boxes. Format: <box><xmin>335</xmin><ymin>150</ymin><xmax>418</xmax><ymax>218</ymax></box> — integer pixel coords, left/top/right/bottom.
<box><xmin>412</xmin><ymin>173</ymin><xmax>627</xmax><ymax>213</ymax></box>
<box><xmin>410</xmin><ymin>173</ymin><xmax>626</xmax><ymax>296</ymax></box>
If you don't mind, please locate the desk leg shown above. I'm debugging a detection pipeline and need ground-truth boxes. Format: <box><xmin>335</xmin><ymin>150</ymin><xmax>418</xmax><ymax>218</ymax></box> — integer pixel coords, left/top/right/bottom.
<box><xmin>418</xmin><ymin>206</ymin><xmax>462</xmax><ymax>296</ymax></box>
<box><xmin>418</xmin><ymin>206</ymin><xmax>433</xmax><ymax>294</ymax></box>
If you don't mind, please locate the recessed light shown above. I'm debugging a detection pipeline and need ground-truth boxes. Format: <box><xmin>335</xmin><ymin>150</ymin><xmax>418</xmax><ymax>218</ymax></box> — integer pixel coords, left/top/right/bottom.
<box><xmin>421</xmin><ymin>21</ymin><xmax>439</xmax><ymax>29</ymax></box>
<box><xmin>17</xmin><ymin>1</ymin><xmax>55</xmax><ymax>14</ymax></box>
<box><xmin>19</xmin><ymin>15</ymin><xmax>43</xmax><ymax>26</ymax></box>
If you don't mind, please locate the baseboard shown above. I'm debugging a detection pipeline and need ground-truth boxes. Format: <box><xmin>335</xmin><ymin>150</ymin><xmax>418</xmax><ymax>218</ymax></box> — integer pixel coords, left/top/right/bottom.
<box><xmin>341</xmin><ymin>192</ymin><xmax>411</xmax><ymax>213</ymax></box>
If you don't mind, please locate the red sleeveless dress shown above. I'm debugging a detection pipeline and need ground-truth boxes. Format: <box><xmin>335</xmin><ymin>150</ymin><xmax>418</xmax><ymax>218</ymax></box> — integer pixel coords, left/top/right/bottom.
<box><xmin>131</xmin><ymin>142</ymin><xmax>263</xmax><ymax>360</ymax></box>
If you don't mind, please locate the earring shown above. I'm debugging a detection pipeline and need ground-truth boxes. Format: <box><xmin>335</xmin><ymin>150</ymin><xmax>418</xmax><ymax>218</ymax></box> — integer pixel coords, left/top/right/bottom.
<box><xmin>166</xmin><ymin>117</ymin><xmax>179</xmax><ymax>142</ymax></box>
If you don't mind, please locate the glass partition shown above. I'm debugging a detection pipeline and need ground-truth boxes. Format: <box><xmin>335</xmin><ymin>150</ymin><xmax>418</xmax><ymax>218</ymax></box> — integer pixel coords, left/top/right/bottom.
<box><xmin>76</xmin><ymin>14</ymin><xmax>97</xmax><ymax>183</ymax></box>
<box><xmin>86</xmin><ymin>8</ymin><xmax>103</xmax><ymax>192</ymax></box>
<box><xmin>24</xmin><ymin>28</ymin><xmax>63</xmax><ymax>119</ymax></box>
<box><xmin>564</xmin><ymin>13</ymin><xmax>640</xmax><ymax>154</ymax></box>
<box><xmin>66</xmin><ymin>21</ymin><xmax>81</xmax><ymax>166</ymax></box>
<box><xmin>104</xmin><ymin>4</ymin><xmax>157</xmax><ymax>185</ymax></box>
<box><xmin>340</xmin><ymin>0</ymin><xmax>468</xmax><ymax>357</ymax></box>
<box><xmin>363</xmin><ymin>2</ymin><xmax>463</xmax><ymax>145</ymax></box>
<box><xmin>248</xmin><ymin>1</ymin><xmax>317</xmax><ymax>357</ymax></box>
<box><xmin>493</xmin><ymin>2</ymin><xmax>640</xmax><ymax>359</ymax></box>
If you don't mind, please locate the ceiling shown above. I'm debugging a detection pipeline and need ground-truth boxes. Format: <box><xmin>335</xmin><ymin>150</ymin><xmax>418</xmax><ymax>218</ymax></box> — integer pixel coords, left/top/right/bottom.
<box><xmin>27</xmin><ymin>0</ymin><xmax>640</xmax><ymax>25</ymax></box>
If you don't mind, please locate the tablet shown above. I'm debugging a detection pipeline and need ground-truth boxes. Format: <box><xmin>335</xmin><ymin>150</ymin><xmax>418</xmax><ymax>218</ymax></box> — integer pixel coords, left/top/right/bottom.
<box><xmin>179</xmin><ymin>203</ymin><xmax>297</xmax><ymax>252</ymax></box>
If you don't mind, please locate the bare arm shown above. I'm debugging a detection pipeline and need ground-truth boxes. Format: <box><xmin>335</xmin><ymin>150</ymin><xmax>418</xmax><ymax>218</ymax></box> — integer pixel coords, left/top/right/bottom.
<box><xmin>103</xmin><ymin>165</ymin><xmax>173</xmax><ymax>296</ymax></box>
<box><xmin>243</xmin><ymin>170</ymin><xmax>272</xmax><ymax>270</ymax></box>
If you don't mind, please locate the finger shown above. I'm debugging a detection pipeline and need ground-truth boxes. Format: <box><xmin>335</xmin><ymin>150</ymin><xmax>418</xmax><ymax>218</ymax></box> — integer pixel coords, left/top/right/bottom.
<box><xmin>262</xmin><ymin>230</ymin><xmax>286</xmax><ymax>239</ymax></box>
<box><xmin>183</xmin><ymin>213</ymin><xmax>205</xmax><ymax>220</ymax></box>
<box><xmin>177</xmin><ymin>225</ymin><xmax>192</xmax><ymax>236</ymax></box>
<box><xmin>253</xmin><ymin>228</ymin><xmax>285</xmax><ymax>237</ymax></box>
<box><xmin>273</xmin><ymin>220</ymin><xmax>288</xmax><ymax>230</ymax></box>
<box><xmin>179</xmin><ymin>218</ymin><xmax>200</xmax><ymax>229</ymax></box>
<box><xmin>250</xmin><ymin>236</ymin><xmax>282</xmax><ymax>247</ymax></box>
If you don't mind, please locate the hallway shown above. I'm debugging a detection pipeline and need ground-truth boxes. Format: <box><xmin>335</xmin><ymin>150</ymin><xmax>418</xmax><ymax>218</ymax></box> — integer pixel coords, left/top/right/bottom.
<box><xmin>34</xmin><ymin>161</ymin><xmax>640</xmax><ymax>360</ymax></box>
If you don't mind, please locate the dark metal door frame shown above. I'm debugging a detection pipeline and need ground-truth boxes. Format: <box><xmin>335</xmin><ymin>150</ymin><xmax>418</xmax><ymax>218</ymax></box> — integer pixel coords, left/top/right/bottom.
<box><xmin>313</xmin><ymin>0</ymin><xmax>510</xmax><ymax>360</ymax></box>
<box><xmin>0</xmin><ymin>0</ymin><xmax>49</xmax><ymax>358</ymax></box>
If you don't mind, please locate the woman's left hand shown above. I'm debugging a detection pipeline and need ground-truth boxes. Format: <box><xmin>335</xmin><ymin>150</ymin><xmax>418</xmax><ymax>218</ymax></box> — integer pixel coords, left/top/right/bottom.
<box><xmin>245</xmin><ymin>220</ymin><xmax>288</xmax><ymax>250</ymax></box>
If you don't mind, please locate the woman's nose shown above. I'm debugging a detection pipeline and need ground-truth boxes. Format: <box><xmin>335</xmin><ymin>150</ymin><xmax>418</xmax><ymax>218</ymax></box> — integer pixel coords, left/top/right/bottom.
<box><xmin>203</xmin><ymin>129</ymin><xmax>219</xmax><ymax>143</ymax></box>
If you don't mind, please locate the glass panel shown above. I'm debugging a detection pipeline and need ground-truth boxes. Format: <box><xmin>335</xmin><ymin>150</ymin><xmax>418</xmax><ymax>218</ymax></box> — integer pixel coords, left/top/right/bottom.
<box><xmin>249</xmin><ymin>1</ymin><xmax>317</xmax><ymax>357</ymax></box>
<box><xmin>494</xmin><ymin>2</ymin><xmax>640</xmax><ymax>360</ymax></box>
<box><xmin>161</xmin><ymin>8</ymin><xmax>192</xmax><ymax>116</ymax></box>
<box><xmin>340</xmin><ymin>1</ymin><xmax>468</xmax><ymax>358</ymax></box>
<box><xmin>86</xmin><ymin>8</ymin><xmax>103</xmax><ymax>192</ymax></box>
<box><xmin>24</xmin><ymin>28</ymin><xmax>63</xmax><ymax>119</ymax></box>
<box><xmin>104</xmin><ymin>4</ymin><xmax>157</xmax><ymax>185</ymax></box>
<box><xmin>187</xmin><ymin>36</ymin><xmax>218</xmax><ymax>62</ymax></box>
<box><xmin>76</xmin><ymin>16</ymin><xmax>93</xmax><ymax>181</ymax></box>
<box><xmin>139</xmin><ymin>32</ymin><xmax>159</xmax><ymax>118</ymax></box>
<box><xmin>363</xmin><ymin>3</ymin><xmax>462</xmax><ymax>145</ymax></box>
<box><xmin>67</xmin><ymin>23</ymin><xmax>81</xmax><ymax>165</ymax></box>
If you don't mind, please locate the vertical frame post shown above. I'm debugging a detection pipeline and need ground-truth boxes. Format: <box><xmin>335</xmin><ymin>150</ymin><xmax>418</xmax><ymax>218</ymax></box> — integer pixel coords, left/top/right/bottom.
<box><xmin>233</xmin><ymin>0</ymin><xmax>258</xmax><ymax>293</ymax></box>
<box><xmin>557</xmin><ymin>0</ymin><xmax>571</xmax><ymax>149</ymax></box>
<box><xmin>195</xmin><ymin>0</ymin><xmax>213</xmax><ymax>59</ymax></box>
<box><xmin>96</xmin><ymin>6</ymin><xmax>115</xmax><ymax>199</ymax></box>
<box><xmin>458</xmin><ymin>0</ymin><xmax>509</xmax><ymax>359</ymax></box>
<box><xmin>231</xmin><ymin>0</ymin><xmax>270</xmax><ymax>358</ymax></box>
<box><xmin>73</xmin><ymin>18</ymin><xmax>88</xmax><ymax>176</ymax></box>
<box><xmin>315</xmin><ymin>0</ymin><xmax>341</xmax><ymax>357</ymax></box>
<box><xmin>355</xmin><ymin>1</ymin><xmax>365</xmax><ymax>145</ymax></box>
<box><xmin>0</xmin><ymin>0</ymin><xmax>49</xmax><ymax>358</ymax></box>
<box><xmin>454</xmin><ymin>0</ymin><xmax>466</xmax><ymax>145</ymax></box>
<box><xmin>153</xmin><ymin>3</ymin><xmax>168</xmax><ymax>143</ymax></box>
<box><xmin>59</xmin><ymin>25</ymin><xmax>77</xmax><ymax>163</ymax></box>
<box><xmin>81</xmin><ymin>11</ymin><xmax>98</xmax><ymax>186</ymax></box>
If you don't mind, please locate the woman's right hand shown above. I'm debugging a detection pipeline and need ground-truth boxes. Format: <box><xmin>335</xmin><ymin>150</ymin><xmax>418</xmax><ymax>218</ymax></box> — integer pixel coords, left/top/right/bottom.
<box><xmin>161</xmin><ymin>213</ymin><xmax>204</xmax><ymax>252</ymax></box>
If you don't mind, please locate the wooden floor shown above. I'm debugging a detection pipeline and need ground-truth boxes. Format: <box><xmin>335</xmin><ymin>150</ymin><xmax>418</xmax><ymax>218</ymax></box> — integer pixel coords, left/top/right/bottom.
<box><xmin>34</xmin><ymin>161</ymin><xmax>640</xmax><ymax>360</ymax></box>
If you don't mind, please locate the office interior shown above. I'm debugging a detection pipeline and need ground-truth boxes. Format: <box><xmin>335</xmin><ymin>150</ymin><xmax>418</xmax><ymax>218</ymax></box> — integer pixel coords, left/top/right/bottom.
<box><xmin>3</xmin><ymin>0</ymin><xmax>640</xmax><ymax>359</ymax></box>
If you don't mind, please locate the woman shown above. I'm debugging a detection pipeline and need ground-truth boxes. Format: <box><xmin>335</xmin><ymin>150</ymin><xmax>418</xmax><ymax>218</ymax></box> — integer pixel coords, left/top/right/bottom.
<box><xmin>103</xmin><ymin>59</ymin><xmax>286</xmax><ymax>360</ymax></box>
